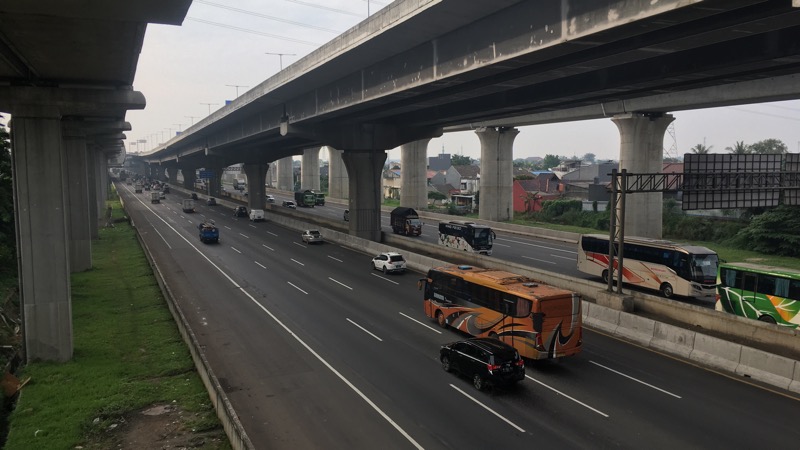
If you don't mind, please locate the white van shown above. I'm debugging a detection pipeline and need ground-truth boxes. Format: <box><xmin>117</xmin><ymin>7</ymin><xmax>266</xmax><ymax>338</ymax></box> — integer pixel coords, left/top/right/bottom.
<box><xmin>249</xmin><ymin>209</ymin><xmax>265</xmax><ymax>222</ymax></box>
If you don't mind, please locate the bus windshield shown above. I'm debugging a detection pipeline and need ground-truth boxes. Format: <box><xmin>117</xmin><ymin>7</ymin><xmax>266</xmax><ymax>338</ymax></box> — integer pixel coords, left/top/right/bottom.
<box><xmin>689</xmin><ymin>254</ymin><xmax>719</xmax><ymax>283</ymax></box>
<box><xmin>474</xmin><ymin>228</ymin><xmax>493</xmax><ymax>246</ymax></box>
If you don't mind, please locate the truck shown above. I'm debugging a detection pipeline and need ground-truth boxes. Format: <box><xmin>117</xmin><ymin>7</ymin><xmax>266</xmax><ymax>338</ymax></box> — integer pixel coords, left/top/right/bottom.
<box><xmin>314</xmin><ymin>192</ymin><xmax>325</xmax><ymax>206</ymax></box>
<box><xmin>232</xmin><ymin>179</ymin><xmax>246</xmax><ymax>191</ymax></box>
<box><xmin>198</xmin><ymin>220</ymin><xmax>219</xmax><ymax>244</ymax></box>
<box><xmin>294</xmin><ymin>190</ymin><xmax>316</xmax><ymax>208</ymax></box>
<box><xmin>134</xmin><ymin>182</ymin><xmax>143</xmax><ymax>193</ymax></box>
<box><xmin>182</xmin><ymin>199</ymin><xmax>195</xmax><ymax>213</ymax></box>
<box><xmin>150</xmin><ymin>192</ymin><xmax>160</xmax><ymax>204</ymax></box>
<box><xmin>390</xmin><ymin>207</ymin><xmax>423</xmax><ymax>236</ymax></box>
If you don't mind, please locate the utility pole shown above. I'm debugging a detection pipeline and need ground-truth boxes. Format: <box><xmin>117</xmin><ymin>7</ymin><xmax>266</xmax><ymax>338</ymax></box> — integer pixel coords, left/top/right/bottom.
<box><xmin>225</xmin><ymin>84</ymin><xmax>247</xmax><ymax>98</ymax></box>
<box><xmin>265</xmin><ymin>52</ymin><xmax>296</xmax><ymax>71</ymax></box>
<box><xmin>200</xmin><ymin>102</ymin><xmax>218</xmax><ymax>116</ymax></box>
<box><xmin>173</xmin><ymin>123</ymin><xmax>184</xmax><ymax>133</ymax></box>
<box><xmin>185</xmin><ymin>116</ymin><xmax>198</xmax><ymax>126</ymax></box>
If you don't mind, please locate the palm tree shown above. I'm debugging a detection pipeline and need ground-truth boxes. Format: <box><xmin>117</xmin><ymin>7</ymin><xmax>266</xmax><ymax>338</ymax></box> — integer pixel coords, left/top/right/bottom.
<box><xmin>725</xmin><ymin>141</ymin><xmax>749</xmax><ymax>154</ymax></box>
<box><xmin>690</xmin><ymin>143</ymin><xmax>712</xmax><ymax>154</ymax></box>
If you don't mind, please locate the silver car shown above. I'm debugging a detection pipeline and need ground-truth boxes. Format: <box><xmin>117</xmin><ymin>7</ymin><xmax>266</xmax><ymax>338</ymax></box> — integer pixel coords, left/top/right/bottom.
<box><xmin>301</xmin><ymin>229</ymin><xmax>323</xmax><ymax>244</ymax></box>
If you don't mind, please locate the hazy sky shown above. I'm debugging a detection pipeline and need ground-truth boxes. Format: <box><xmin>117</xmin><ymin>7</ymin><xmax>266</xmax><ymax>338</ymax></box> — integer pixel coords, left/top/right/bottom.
<box><xmin>127</xmin><ymin>0</ymin><xmax>800</xmax><ymax>163</ymax></box>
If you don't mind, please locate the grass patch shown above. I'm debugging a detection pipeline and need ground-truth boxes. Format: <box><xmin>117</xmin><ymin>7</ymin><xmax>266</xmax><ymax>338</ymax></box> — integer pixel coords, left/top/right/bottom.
<box><xmin>3</xmin><ymin>199</ymin><xmax>229</xmax><ymax>450</ymax></box>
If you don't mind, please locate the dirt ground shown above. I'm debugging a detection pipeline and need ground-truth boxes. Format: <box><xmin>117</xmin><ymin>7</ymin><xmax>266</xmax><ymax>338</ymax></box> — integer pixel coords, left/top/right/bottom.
<box><xmin>87</xmin><ymin>403</ymin><xmax>228</xmax><ymax>450</ymax></box>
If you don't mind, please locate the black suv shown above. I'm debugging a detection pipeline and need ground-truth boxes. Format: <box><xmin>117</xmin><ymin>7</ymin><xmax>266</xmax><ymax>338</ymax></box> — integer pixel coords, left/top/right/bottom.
<box><xmin>233</xmin><ymin>206</ymin><xmax>248</xmax><ymax>217</ymax></box>
<box><xmin>440</xmin><ymin>338</ymin><xmax>525</xmax><ymax>390</ymax></box>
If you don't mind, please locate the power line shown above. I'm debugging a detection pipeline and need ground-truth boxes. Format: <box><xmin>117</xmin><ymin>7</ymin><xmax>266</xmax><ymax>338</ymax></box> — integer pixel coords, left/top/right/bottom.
<box><xmin>186</xmin><ymin>17</ymin><xmax>321</xmax><ymax>46</ymax></box>
<box><xmin>284</xmin><ymin>0</ymin><xmax>364</xmax><ymax>17</ymax></box>
<box><xmin>195</xmin><ymin>0</ymin><xmax>342</xmax><ymax>33</ymax></box>
<box><xmin>728</xmin><ymin>106</ymin><xmax>800</xmax><ymax>122</ymax></box>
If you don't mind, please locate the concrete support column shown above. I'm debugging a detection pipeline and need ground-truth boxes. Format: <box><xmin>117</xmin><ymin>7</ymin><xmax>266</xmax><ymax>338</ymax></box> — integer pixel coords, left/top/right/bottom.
<box><xmin>612</xmin><ymin>113</ymin><xmax>674</xmax><ymax>238</ymax></box>
<box><xmin>86</xmin><ymin>148</ymin><xmax>99</xmax><ymax>239</ymax></box>
<box><xmin>63</xmin><ymin>128</ymin><xmax>92</xmax><ymax>272</ymax></box>
<box><xmin>342</xmin><ymin>150</ymin><xmax>386</xmax><ymax>241</ymax></box>
<box><xmin>180</xmin><ymin>164</ymin><xmax>198</xmax><ymax>190</ymax></box>
<box><xmin>328</xmin><ymin>147</ymin><xmax>349</xmax><ymax>200</ymax></box>
<box><xmin>243</xmin><ymin>163</ymin><xmax>268</xmax><ymax>210</ymax></box>
<box><xmin>265</xmin><ymin>164</ymin><xmax>275</xmax><ymax>188</ymax></box>
<box><xmin>476</xmin><ymin>127</ymin><xmax>518</xmax><ymax>221</ymax></box>
<box><xmin>11</xmin><ymin>113</ymin><xmax>73</xmax><ymax>362</ymax></box>
<box><xmin>400</xmin><ymin>139</ymin><xmax>430</xmax><ymax>210</ymax></box>
<box><xmin>207</xmin><ymin>165</ymin><xmax>224</xmax><ymax>198</ymax></box>
<box><xmin>277</xmin><ymin>157</ymin><xmax>294</xmax><ymax>191</ymax></box>
<box><xmin>301</xmin><ymin>147</ymin><xmax>321</xmax><ymax>191</ymax></box>
<box><xmin>152</xmin><ymin>165</ymin><xmax>166</xmax><ymax>182</ymax></box>
<box><xmin>94</xmin><ymin>151</ymin><xmax>107</xmax><ymax>222</ymax></box>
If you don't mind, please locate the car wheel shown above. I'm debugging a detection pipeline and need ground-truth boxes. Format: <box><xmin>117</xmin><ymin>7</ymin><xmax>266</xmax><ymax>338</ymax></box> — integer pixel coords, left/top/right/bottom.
<box><xmin>660</xmin><ymin>283</ymin><xmax>674</xmax><ymax>298</ymax></box>
<box><xmin>382</xmin><ymin>266</ymin><xmax>387</xmax><ymax>274</ymax></box>
<box><xmin>601</xmin><ymin>270</ymin><xmax>610</xmax><ymax>284</ymax></box>
<box><xmin>473</xmin><ymin>374</ymin><xmax>485</xmax><ymax>391</ymax></box>
<box><xmin>436</xmin><ymin>310</ymin><xmax>447</xmax><ymax>328</ymax></box>
<box><xmin>441</xmin><ymin>356</ymin><xmax>451</xmax><ymax>372</ymax></box>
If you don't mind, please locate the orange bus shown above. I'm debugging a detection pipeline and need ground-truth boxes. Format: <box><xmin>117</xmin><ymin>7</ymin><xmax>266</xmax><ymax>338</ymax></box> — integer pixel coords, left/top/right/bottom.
<box><xmin>420</xmin><ymin>265</ymin><xmax>582</xmax><ymax>360</ymax></box>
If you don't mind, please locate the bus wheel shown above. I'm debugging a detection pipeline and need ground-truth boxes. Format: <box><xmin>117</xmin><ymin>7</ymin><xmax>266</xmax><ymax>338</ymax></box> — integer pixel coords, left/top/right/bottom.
<box><xmin>436</xmin><ymin>310</ymin><xmax>447</xmax><ymax>328</ymax></box>
<box><xmin>601</xmin><ymin>270</ymin><xmax>610</xmax><ymax>284</ymax></box>
<box><xmin>473</xmin><ymin>374</ymin><xmax>485</xmax><ymax>391</ymax></box>
<box><xmin>758</xmin><ymin>315</ymin><xmax>777</xmax><ymax>324</ymax></box>
<box><xmin>660</xmin><ymin>283</ymin><xmax>674</xmax><ymax>298</ymax></box>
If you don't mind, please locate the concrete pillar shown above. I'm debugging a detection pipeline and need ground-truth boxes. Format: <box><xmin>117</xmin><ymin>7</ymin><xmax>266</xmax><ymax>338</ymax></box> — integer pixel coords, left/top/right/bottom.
<box><xmin>301</xmin><ymin>147</ymin><xmax>321</xmax><ymax>191</ymax></box>
<box><xmin>342</xmin><ymin>150</ymin><xmax>386</xmax><ymax>241</ymax></box>
<box><xmin>180</xmin><ymin>164</ymin><xmax>198</xmax><ymax>190</ymax></box>
<box><xmin>11</xmin><ymin>113</ymin><xmax>74</xmax><ymax>362</ymax></box>
<box><xmin>63</xmin><ymin>127</ymin><xmax>92</xmax><ymax>272</ymax></box>
<box><xmin>94</xmin><ymin>151</ymin><xmax>106</xmax><ymax>223</ymax></box>
<box><xmin>400</xmin><ymin>139</ymin><xmax>430</xmax><ymax>210</ymax></box>
<box><xmin>243</xmin><ymin>163</ymin><xmax>268</xmax><ymax>210</ymax></box>
<box><xmin>152</xmin><ymin>165</ymin><xmax>166</xmax><ymax>182</ymax></box>
<box><xmin>277</xmin><ymin>157</ymin><xmax>294</xmax><ymax>191</ymax></box>
<box><xmin>328</xmin><ymin>147</ymin><xmax>349</xmax><ymax>200</ymax></box>
<box><xmin>612</xmin><ymin>113</ymin><xmax>674</xmax><ymax>238</ymax></box>
<box><xmin>207</xmin><ymin>164</ymin><xmax>224</xmax><ymax>198</ymax></box>
<box><xmin>476</xmin><ymin>127</ymin><xmax>518</xmax><ymax>221</ymax></box>
<box><xmin>265</xmin><ymin>164</ymin><xmax>275</xmax><ymax>188</ymax></box>
<box><xmin>86</xmin><ymin>148</ymin><xmax>99</xmax><ymax>239</ymax></box>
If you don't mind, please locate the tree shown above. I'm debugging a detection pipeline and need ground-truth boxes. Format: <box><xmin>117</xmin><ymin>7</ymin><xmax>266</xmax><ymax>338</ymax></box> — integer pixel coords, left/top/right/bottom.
<box><xmin>582</xmin><ymin>153</ymin><xmax>596</xmax><ymax>164</ymax></box>
<box><xmin>542</xmin><ymin>154</ymin><xmax>561</xmax><ymax>170</ymax></box>
<box><xmin>725</xmin><ymin>141</ymin><xmax>750</xmax><ymax>154</ymax></box>
<box><xmin>451</xmin><ymin>154</ymin><xmax>473</xmax><ymax>166</ymax></box>
<box><xmin>690</xmin><ymin>143</ymin><xmax>712</xmax><ymax>154</ymax></box>
<box><xmin>748</xmin><ymin>138</ymin><xmax>788</xmax><ymax>154</ymax></box>
<box><xmin>0</xmin><ymin>116</ymin><xmax>14</xmax><ymax>271</ymax></box>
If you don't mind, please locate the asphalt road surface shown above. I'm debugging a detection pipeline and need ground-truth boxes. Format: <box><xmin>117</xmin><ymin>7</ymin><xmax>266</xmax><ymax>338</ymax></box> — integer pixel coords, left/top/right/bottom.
<box><xmin>119</xmin><ymin>183</ymin><xmax>800</xmax><ymax>449</ymax></box>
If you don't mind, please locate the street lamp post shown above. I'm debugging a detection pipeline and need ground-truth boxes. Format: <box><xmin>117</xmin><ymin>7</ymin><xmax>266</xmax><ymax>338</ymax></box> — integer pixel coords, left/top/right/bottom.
<box><xmin>173</xmin><ymin>123</ymin><xmax>184</xmax><ymax>133</ymax></box>
<box><xmin>265</xmin><ymin>52</ymin><xmax>296</xmax><ymax>71</ymax></box>
<box><xmin>185</xmin><ymin>116</ymin><xmax>198</xmax><ymax>127</ymax></box>
<box><xmin>200</xmin><ymin>102</ymin><xmax>218</xmax><ymax>116</ymax></box>
<box><xmin>225</xmin><ymin>84</ymin><xmax>248</xmax><ymax>98</ymax></box>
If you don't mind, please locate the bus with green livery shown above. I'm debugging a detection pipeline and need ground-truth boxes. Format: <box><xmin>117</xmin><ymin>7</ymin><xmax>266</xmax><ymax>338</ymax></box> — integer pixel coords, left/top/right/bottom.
<box><xmin>716</xmin><ymin>262</ymin><xmax>800</xmax><ymax>328</ymax></box>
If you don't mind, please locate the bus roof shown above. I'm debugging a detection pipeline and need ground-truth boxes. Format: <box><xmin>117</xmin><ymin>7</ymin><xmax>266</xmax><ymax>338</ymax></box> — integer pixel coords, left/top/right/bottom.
<box><xmin>431</xmin><ymin>265</ymin><xmax>575</xmax><ymax>300</ymax></box>
<box><xmin>720</xmin><ymin>262</ymin><xmax>800</xmax><ymax>278</ymax></box>
<box><xmin>581</xmin><ymin>233</ymin><xmax>716</xmax><ymax>255</ymax></box>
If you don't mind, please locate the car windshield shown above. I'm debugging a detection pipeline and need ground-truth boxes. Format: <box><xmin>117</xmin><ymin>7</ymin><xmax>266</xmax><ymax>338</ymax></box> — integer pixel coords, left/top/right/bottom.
<box><xmin>309</xmin><ymin>231</ymin><xmax>320</xmax><ymax>236</ymax></box>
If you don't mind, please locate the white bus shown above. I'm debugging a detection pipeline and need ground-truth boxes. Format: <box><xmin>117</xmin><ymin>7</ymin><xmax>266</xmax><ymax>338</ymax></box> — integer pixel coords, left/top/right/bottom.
<box><xmin>576</xmin><ymin>234</ymin><xmax>718</xmax><ymax>299</ymax></box>
<box><xmin>438</xmin><ymin>221</ymin><xmax>495</xmax><ymax>255</ymax></box>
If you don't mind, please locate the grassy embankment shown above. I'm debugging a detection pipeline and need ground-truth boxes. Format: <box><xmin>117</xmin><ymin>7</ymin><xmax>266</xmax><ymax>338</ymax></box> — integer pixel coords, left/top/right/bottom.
<box><xmin>3</xmin><ymin>199</ymin><xmax>229</xmax><ymax>450</ymax></box>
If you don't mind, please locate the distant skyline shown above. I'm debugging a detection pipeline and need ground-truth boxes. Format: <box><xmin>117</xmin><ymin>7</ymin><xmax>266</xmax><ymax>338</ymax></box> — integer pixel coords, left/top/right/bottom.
<box><xmin>127</xmin><ymin>1</ymin><xmax>800</xmax><ymax>164</ymax></box>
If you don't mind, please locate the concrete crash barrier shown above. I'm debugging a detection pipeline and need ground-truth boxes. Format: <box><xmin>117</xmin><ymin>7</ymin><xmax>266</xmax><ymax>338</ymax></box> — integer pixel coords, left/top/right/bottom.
<box><xmin>689</xmin><ymin>333</ymin><xmax>742</xmax><ymax>374</ymax></box>
<box><xmin>736</xmin><ymin>346</ymin><xmax>797</xmax><ymax>391</ymax></box>
<box><xmin>650</xmin><ymin>322</ymin><xmax>696</xmax><ymax>359</ymax></box>
<box><xmin>582</xmin><ymin>302</ymin><xmax>620</xmax><ymax>335</ymax></box>
<box><xmin>615</xmin><ymin>313</ymin><xmax>656</xmax><ymax>347</ymax></box>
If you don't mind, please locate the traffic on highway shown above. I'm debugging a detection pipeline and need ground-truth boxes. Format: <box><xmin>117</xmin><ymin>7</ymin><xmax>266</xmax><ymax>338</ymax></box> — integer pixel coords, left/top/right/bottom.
<box><xmin>118</xmin><ymin>182</ymin><xmax>800</xmax><ymax>449</ymax></box>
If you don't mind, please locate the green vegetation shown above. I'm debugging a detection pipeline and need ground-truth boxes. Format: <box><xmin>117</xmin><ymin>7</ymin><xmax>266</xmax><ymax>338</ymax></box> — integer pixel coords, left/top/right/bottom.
<box><xmin>3</xmin><ymin>200</ymin><xmax>228</xmax><ymax>450</ymax></box>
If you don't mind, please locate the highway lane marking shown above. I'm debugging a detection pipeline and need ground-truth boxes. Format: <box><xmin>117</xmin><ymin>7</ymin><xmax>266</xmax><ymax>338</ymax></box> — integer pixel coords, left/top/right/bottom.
<box><xmin>328</xmin><ymin>256</ymin><xmax>343</xmax><ymax>262</ymax></box>
<box><xmin>287</xmin><ymin>282</ymin><xmax>308</xmax><ymax>295</ymax></box>
<box><xmin>449</xmin><ymin>384</ymin><xmax>525</xmax><ymax>433</ymax></box>
<box><xmin>231</xmin><ymin>247</ymin><xmax>242</xmax><ymax>254</ymax></box>
<box><xmin>267</xmin><ymin>231</ymin><xmax>278</xmax><ymax>237</ymax></box>
<box><xmin>552</xmin><ymin>254</ymin><xmax>576</xmax><ymax>260</ymax></box>
<box><xmin>239</xmin><ymin>233</ymin><xmax>250</xmax><ymax>239</ymax></box>
<box><xmin>370</xmin><ymin>273</ymin><xmax>399</xmax><ymax>285</ymax></box>
<box><xmin>520</xmin><ymin>256</ymin><xmax>557</xmax><ymax>265</ymax></box>
<box><xmin>255</xmin><ymin>261</ymin><xmax>267</xmax><ymax>269</ymax></box>
<box><xmin>493</xmin><ymin>242</ymin><xmax>510</xmax><ymax>247</ymax></box>
<box><xmin>293</xmin><ymin>242</ymin><xmax>306</xmax><ymax>248</ymax></box>
<box><xmin>146</xmin><ymin>217</ymin><xmax>173</xmax><ymax>249</ymax></box>
<box><xmin>329</xmin><ymin>277</ymin><xmax>353</xmax><ymax>290</ymax></box>
<box><xmin>525</xmin><ymin>375</ymin><xmax>609</xmax><ymax>417</ymax></box>
<box><xmin>224</xmin><ymin>225</ymin><xmax>232</xmax><ymax>230</ymax></box>
<box><xmin>347</xmin><ymin>318</ymin><xmax>383</xmax><ymax>341</ymax></box>
<box><xmin>495</xmin><ymin>237</ymin><xmax>577</xmax><ymax>254</ymax></box>
<box><xmin>589</xmin><ymin>361</ymin><xmax>682</xmax><ymax>398</ymax></box>
<box><xmin>249</xmin><ymin>224</ymin><xmax>257</xmax><ymax>228</ymax></box>
<box><xmin>399</xmin><ymin>312</ymin><xmax>442</xmax><ymax>334</ymax></box>
<box><xmin>262</xmin><ymin>244</ymin><xmax>275</xmax><ymax>251</ymax></box>
<box><xmin>291</xmin><ymin>259</ymin><xmax>305</xmax><ymax>266</ymax></box>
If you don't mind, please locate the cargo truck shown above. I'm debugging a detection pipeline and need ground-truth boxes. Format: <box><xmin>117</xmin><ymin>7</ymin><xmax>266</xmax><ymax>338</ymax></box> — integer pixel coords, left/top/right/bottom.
<box><xmin>314</xmin><ymin>192</ymin><xmax>325</xmax><ymax>206</ymax></box>
<box><xmin>294</xmin><ymin>190</ymin><xmax>316</xmax><ymax>207</ymax></box>
<box><xmin>390</xmin><ymin>207</ymin><xmax>422</xmax><ymax>236</ymax></box>
<box><xmin>182</xmin><ymin>199</ymin><xmax>195</xmax><ymax>213</ymax></box>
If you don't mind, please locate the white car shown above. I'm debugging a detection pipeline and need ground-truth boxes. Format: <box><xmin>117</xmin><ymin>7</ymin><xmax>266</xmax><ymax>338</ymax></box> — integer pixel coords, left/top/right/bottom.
<box><xmin>266</xmin><ymin>195</ymin><xmax>275</xmax><ymax>203</ymax></box>
<box><xmin>301</xmin><ymin>230</ymin><xmax>323</xmax><ymax>244</ymax></box>
<box><xmin>282</xmin><ymin>201</ymin><xmax>296</xmax><ymax>209</ymax></box>
<box><xmin>372</xmin><ymin>252</ymin><xmax>406</xmax><ymax>274</ymax></box>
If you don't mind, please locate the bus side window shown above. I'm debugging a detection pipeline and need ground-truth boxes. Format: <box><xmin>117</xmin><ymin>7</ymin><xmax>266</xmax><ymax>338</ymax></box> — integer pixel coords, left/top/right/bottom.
<box><xmin>789</xmin><ymin>279</ymin><xmax>800</xmax><ymax>300</ymax></box>
<box><xmin>743</xmin><ymin>274</ymin><xmax>757</xmax><ymax>292</ymax></box>
<box><xmin>756</xmin><ymin>275</ymin><xmax>777</xmax><ymax>296</ymax></box>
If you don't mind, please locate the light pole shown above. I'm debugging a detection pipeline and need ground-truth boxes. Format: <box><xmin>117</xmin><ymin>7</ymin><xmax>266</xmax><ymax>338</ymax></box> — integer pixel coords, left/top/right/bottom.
<box><xmin>185</xmin><ymin>116</ymin><xmax>199</xmax><ymax>127</ymax></box>
<box><xmin>225</xmin><ymin>84</ymin><xmax>247</xmax><ymax>98</ymax></box>
<box><xmin>265</xmin><ymin>52</ymin><xmax>296</xmax><ymax>71</ymax></box>
<box><xmin>200</xmin><ymin>102</ymin><xmax>218</xmax><ymax>116</ymax></box>
<box><xmin>173</xmin><ymin>123</ymin><xmax>184</xmax><ymax>133</ymax></box>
